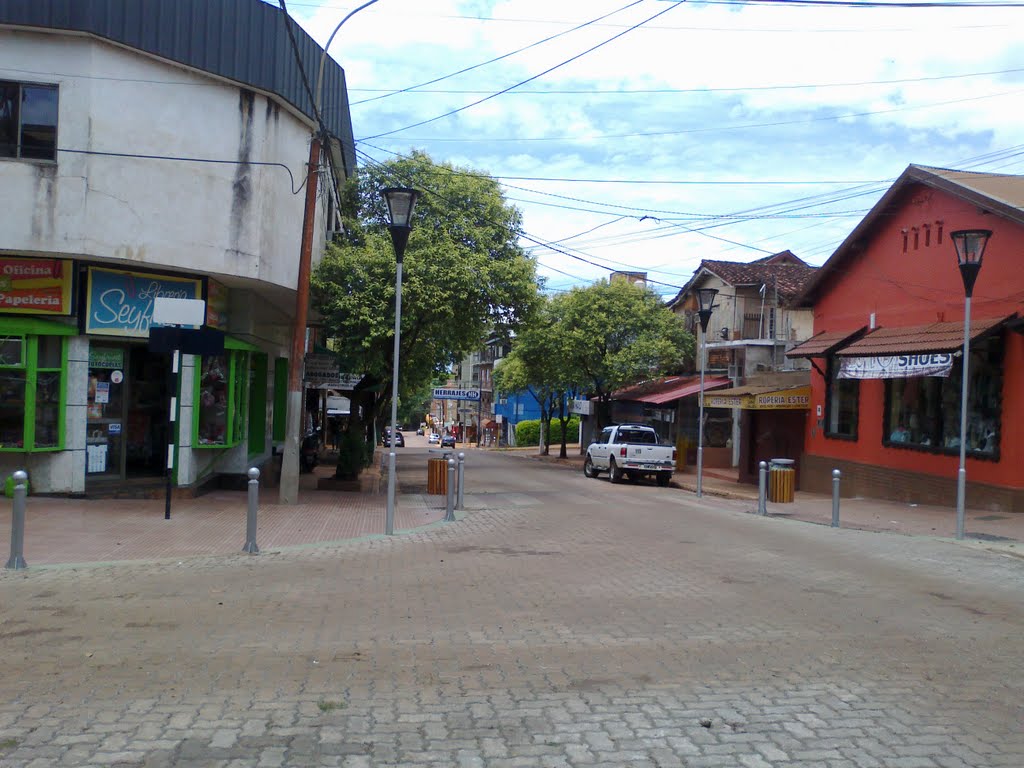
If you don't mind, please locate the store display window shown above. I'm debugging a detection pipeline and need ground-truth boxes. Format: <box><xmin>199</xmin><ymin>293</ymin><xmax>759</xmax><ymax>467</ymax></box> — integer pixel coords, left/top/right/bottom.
<box><xmin>825</xmin><ymin>359</ymin><xmax>859</xmax><ymax>439</ymax></box>
<box><xmin>0</xmin><ymin>320</ymin><xmax>71</xmax><ymax>452</ymax></box>
<box><xmin>194</xmin><ymin>340</ymin><xmax>254</xmax><ymax>449</ymax></box>
<box><xmin>884</xmin><ymin>335</ymin><xmax>1003</xmax><ymax>458</ymax></box>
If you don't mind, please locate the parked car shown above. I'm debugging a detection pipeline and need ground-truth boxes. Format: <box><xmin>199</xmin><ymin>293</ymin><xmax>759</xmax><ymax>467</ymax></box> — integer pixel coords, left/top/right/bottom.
<box><xmin>584</xmin><ymin>424</ymin><xmax>676</xmax><ymax>486</ymax></box>
<box><xmin>428</xmin><ymin>433</ymin><xmax>440</xmax><ymax>444</ymax></box>
<box><xmin>441</xmin><ymin>434</ymin><xmax>456</xmax><ymax>448</ymax></box>
<box><xmin>381</xmin><ymin>429</ymin><xmax>405</xmax><ymax>447</ymax></box>
<box><xmin>416</xmin><ymin>427</ymin><xmax>425</xmax><ymax>436</ymax></box>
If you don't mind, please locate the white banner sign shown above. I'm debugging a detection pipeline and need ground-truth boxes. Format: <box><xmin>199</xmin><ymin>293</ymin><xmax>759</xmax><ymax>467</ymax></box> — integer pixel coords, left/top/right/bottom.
<box><xmin>433</xmin><ymin>387</ymin><xmax>480</xmax><ymax>401</ymax></box>
<box><xmin>839</xmin><ymin>353</ymin><xmax>954</xmax><ymax>379</ymax></box>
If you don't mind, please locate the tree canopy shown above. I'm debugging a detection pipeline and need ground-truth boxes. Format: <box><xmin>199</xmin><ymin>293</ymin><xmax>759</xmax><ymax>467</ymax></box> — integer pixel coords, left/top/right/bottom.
<box><xmin>312</xmin><ymin>151</ymin><xmax>539</xmax><ymax>430</ymax></box>
<box><xmin>499</xmin><ymin>279</ymin><xmax>694</xmax><ymax>431</ymax></box>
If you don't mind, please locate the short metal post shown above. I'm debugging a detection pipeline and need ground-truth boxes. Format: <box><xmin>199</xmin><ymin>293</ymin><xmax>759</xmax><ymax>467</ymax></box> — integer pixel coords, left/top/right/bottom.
<box><xmin>758</xmin><ymin>461</ymin><xmax>767</xmax><ymax>516</ymax></box>
<box><xmin>831</xmin><ymin>469</ymin><xmax>841</xmax><ymax>528</ymax></box>
<box><xmin>445</xmin><ymin>458</ymin><xmax>456</xmax><ymax>522</ymax></box>
<box><xmin>243</xmin><ymin>467</ymin><xmax>260</xmax><ymax>554</ymax></box>
<box><xmin>456</xmin><ymin>452</ymin><xmax>465</xmax><ymax>510</ymax></box>
<box><xmin>5</xmin><ymin>470</ymin><xmax>28</xmax><ymax>570</ymax></box>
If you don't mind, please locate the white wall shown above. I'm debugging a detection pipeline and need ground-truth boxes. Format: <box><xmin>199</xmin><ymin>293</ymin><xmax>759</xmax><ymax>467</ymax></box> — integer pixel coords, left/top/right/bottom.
<box><xmin>0</xmin><ymin>29</ymin><xmax>327</xmax><ymax>290</ymax></box>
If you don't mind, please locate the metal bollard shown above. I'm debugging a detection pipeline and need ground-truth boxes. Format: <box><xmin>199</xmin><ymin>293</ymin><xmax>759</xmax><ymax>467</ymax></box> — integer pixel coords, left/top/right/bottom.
<box><xmin>456</xmin><ymin>452</ymin><xmax>465</xmax><ymax>510</ymax></box>
<box><xmin>831</xmin><ymin>469</ymin><xmax>841</xmax><ymax>528</ymax></box>
<box><xmin>5</xmin><ymin>470</ymin><xmax>28</xmax><ymax>570</ymax></box>
<box><xmin>445</xmin><ymin>458</ymin><xmax>456</xmax><ymax>522</ymax></box>
<box><xmin>243</xmin><ymin>467</ymin><xmax>260</xmax><ymax>554</ymax></box>
<box><xmin>758</xmin><ymin>461</ymin><xmax>767</xmax><ymax>516</ymax></box>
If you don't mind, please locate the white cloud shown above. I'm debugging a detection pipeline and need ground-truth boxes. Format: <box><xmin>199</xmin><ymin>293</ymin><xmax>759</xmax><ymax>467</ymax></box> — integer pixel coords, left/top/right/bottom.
<box><xmin>288</xmin><ymin>0</ymin><xmax>1024</xmax><ymax>288</ymax></box>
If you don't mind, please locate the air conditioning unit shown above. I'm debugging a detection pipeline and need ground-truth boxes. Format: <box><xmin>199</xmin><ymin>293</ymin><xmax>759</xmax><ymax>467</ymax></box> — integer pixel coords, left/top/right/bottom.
<box><xmin>727</xmin><ymin>364</ymin><xmax>740</xmax><ymax>379</ymax></box>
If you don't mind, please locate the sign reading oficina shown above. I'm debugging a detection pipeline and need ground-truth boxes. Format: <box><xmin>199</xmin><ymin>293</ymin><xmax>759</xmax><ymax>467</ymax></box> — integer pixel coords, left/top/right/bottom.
<box><xmin>0</xmin><ymin>257</ymin><xmax>74</xmax><ymax>315</ymax></box>
<box><xmin>433</xmin><ymin>387</ymin><xmax>480</xmax><ymax>401</ymax></box>
<box><xmin>86</xmin><ymin>267</ymin><xmax>203</xmax><ymax>338</ymax></box>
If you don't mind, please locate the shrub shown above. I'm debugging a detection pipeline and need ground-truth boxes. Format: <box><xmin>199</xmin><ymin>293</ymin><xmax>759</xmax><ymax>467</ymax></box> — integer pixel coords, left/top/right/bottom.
<box><xmin>515</xmin><ymin>417</ymin><xmax>580</xmax><ymax>446</ymax></box>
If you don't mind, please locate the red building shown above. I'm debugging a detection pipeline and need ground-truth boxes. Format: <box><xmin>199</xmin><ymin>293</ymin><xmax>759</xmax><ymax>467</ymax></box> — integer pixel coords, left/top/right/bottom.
<box><xmin>788</xmin><ymin>165</ymin><xmax>1024</xmax><ymax>512</ymax></box>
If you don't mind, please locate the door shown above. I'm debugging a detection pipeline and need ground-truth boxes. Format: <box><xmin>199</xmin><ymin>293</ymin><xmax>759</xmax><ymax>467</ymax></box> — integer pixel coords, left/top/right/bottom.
<box><xmin>86</xmin><ymin>344</ymin><xmax>170</xmax><ymax>482</ymax></box>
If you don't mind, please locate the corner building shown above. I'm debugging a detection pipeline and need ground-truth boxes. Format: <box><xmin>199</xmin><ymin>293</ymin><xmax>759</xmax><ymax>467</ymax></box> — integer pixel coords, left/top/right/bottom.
<box><xmin>789</xmin><ymin>165</ymin><xmax>1024</xmax><ymax>512</ymax></box>
<box><xmin>0</xmin><ymin>0</ymin><xmax>354</xmax><ymax>493</ymax></box>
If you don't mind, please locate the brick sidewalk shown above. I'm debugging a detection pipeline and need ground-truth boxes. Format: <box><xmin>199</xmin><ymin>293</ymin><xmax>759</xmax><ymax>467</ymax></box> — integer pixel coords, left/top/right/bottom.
<box><xmin>0</xmin><ymin>456</ymin><xmax>449</xmax><ymax>567</ymax></box>
<box><xmin>502</xmin><ymin>446</ymin><xmax>1024</xmax><ymax>548</ymax></box>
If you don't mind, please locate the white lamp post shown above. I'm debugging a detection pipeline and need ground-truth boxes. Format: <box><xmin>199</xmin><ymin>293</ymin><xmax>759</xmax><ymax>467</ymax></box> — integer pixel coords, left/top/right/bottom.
<box><xmin>695</xmin><ymin>287</ymin><xmax>718</xmax><ymax>498</ymax></box>
<box><xmin>383</xmin><ymin>187</ymin><xmax>419</xmax><ymax>535</ymax></box>
<box><xmin>950</xmin><ymin>228</ymin><xmax>991</xmax><ymax>540</ymax></box>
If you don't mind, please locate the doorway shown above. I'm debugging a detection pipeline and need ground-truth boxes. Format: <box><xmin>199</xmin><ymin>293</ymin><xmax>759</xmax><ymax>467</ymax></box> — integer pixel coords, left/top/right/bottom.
<box><xmin>86</xmin><ymin>344</ymin><xmax>171</xmax><ymax>483</ymax></box>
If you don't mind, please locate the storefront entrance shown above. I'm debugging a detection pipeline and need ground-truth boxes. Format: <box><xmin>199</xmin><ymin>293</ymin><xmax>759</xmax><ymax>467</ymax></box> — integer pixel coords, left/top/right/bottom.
<box><xmin>86</xmin><ymin>344</ymin><xmax>170</xmax><ymax>483</ymax></box>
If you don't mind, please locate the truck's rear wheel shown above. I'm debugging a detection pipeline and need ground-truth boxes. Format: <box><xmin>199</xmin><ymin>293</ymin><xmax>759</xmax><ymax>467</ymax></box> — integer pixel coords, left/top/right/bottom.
<box><xmin>656</xmin><ymin>472</ymin><xmax>671</xmax><ymax>487</ymax></box>
<box><xmin>609</xmin><ymin>458</ymin><xmax>623</xmax><ymax>484</ymax></box>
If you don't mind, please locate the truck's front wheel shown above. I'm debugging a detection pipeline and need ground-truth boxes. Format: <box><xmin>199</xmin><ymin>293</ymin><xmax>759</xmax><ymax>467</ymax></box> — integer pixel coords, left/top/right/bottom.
<box><xmin>583</xmin><ymin>455</ymin><xmax>599</xmax><ymax>478</ymax></box>
<box><xmin>609</xmin><ymin>458</ymin><xmax>624</xmax><ymax>484</ymax></box>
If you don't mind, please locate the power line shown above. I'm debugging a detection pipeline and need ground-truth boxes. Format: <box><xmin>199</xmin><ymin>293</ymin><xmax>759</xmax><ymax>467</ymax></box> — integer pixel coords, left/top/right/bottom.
<box><xmin>359</xmin><ymin>0</ymin><xmax>688</xmax><ymax>141</ymax></box>
<box><xmin>349</xmin><ymin>0</ymin><xmax>645</xmax><ymax>106</ymax></box>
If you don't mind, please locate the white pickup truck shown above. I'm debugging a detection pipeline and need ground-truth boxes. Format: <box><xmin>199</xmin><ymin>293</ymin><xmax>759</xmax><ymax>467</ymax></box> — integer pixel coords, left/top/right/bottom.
<box><xmin>583</xmin><ymin>424</ymin><xmax>676</xmax><ymax>487</ymax></box>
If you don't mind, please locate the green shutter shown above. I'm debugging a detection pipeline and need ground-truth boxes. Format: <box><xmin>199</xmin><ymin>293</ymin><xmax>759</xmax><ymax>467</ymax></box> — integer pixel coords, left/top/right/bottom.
<box><xmin>272</xmin><ymin>357</ymin><xmax>288</xmax><ymax>442</ymax></box>
<box><xmin>248</xmin><ymin>353</ymin><xmax>267</xmax><ymax>455</ymax></box>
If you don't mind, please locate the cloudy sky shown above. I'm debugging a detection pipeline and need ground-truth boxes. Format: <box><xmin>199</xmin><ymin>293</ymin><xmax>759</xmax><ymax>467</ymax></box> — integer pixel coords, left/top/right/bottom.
<box><xmin>280</xmin><ymin>0</ymin><xmax>1024</xmax><ymax>298</ymax></box>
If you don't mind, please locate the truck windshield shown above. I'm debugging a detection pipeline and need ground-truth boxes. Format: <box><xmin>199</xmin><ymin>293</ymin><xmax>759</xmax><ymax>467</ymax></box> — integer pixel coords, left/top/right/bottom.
<box><xmin>619</xmin><ymin>429</ymin><xmax>657</xmax><ymax>444</ymax></box>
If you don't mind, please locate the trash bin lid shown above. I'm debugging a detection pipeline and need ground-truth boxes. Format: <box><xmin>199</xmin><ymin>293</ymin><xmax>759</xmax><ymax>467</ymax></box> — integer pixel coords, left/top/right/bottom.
<box><xmin>769</xmin><ymin>458</ymin><xmax>795</xmax><ymax>466</ymax></box>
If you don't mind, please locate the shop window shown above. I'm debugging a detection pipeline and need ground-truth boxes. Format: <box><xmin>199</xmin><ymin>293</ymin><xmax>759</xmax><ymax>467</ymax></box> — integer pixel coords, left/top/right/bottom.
<box><xmin>826</xmin><ymin>359</ymin><xmax>859</xmax><ymax>439</ymax></box>
<box><xmin>0</xmin><ymin>81</ymin><xmax>58</xmax><ymax>161</ymax></box>
<box><xmin>195</xmin><ymin>348</ymin><xmax>251</xmax><ymax>448</ymax></box>
<box><xmin>885</xmin><ymin>336</ymin><xmax>1002</xmax><ymax>458</ymax></box>
<box><xmin>0</xmin><ymin>331</ymin><xmax>67</xmax><ymax>451</ymax></box>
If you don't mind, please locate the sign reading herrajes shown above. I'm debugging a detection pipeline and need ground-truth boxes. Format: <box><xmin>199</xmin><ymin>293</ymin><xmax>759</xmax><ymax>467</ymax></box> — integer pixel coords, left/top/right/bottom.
<box><xmin>0</xmin><ymin>257</ymin><xmax>74</xmax><ymax>315</ymax></box>
<box><xmin>86</xmin><ymin>267</ymin><xmax>203</xmax><ymax>338</ymax></box>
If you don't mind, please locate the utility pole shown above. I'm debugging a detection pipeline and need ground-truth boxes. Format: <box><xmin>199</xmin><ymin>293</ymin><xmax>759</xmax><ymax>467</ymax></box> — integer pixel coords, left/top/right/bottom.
<box><xmin>280</xmin><ymin>135</ymin><xmax>321</xmax><ymax>504</ymax></box>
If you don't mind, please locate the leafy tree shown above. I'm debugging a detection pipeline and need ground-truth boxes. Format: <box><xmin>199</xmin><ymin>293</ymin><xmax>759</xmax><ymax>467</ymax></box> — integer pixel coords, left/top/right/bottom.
<box><xmin>557</xmin><ymin>279</ymin><xmax>694</xmax><ymax>429</ymax></box>
<box><xmin>312</xmin><ymin>151</ymin><xmax>538</xmax><ymax>473</ymax></box>
<box><xmin>494</xmin><ymin>295</ymin><xmax>584</xmax><ymax>458</ymax></box>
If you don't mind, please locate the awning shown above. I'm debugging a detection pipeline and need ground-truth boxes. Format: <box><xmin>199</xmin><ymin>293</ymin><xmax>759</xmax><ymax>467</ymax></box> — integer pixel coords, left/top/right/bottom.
<box><xmin>785</xmin><ymin>327</ymin><xmax>866</xmax><ymax>358</ymax></box>
<box><xmin>630</xmin><ymin>377</ymin><xmax>732</xmax><ymax>405</ymax></box>
<box><xmin>835</xmin><ymin>315</ymin><xmax>1015</xmax><ymax>380</ymax></box>
<box><xmin>703</xmin><ymin>384</ymin><xmax>811</xmax><ymax>410</ymax></box>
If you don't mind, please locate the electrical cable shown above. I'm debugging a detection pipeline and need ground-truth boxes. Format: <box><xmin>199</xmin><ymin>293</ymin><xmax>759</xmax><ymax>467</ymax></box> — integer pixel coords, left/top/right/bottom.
<box><xmin>359</xmin><ymin>0</ymin><xmax>688</xmax><ymax>141</ymax></box>
<box><xmin>349</xmin><ymin>0</ymin><xmax>645</xmax><ymax>106</ymax></box>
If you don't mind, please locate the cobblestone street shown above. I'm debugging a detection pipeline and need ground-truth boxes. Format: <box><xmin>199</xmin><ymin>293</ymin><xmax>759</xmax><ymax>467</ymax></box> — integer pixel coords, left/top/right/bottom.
<box><xmin>1</xmin><ymin>450</ymin><xmax>1022</xmax><ymax>767</ymax></box>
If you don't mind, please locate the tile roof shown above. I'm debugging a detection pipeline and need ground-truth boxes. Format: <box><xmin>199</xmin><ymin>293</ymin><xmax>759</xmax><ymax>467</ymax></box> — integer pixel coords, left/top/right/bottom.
<box><xmin>785</xmin><ymin>327</ymin><xmax>867</xmax><ymax>358</ymax></box>
<box><xmin>700</xmin><ymin>260</ymin><xmax>819</xmax><ymax>303</ymax></box>
<box><xmin>835</xmin><ymin>315</ymin><xmax>1013</xmax><ymax>357</ymax></box>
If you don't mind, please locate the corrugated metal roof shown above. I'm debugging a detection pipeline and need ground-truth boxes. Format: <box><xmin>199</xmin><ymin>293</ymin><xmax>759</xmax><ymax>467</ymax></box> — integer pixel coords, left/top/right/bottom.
<box><xmin>786</xmin><ymin>327</ymin><xmax>866</xmax><ymax>358</ymax></box>
<box><xmin>0</xmin><ymin>0</ymin><xmax>355</xmax><ymax>176</ymax></box>
<box><xmin>835</xmin><ymin>315</ymin><xmax>1013</xmax><ymax>357</ymax></box>
<box><xmin>613</xmin><ymin>376</ymin><xmax>732</xmax><ymax>405</ymax></box>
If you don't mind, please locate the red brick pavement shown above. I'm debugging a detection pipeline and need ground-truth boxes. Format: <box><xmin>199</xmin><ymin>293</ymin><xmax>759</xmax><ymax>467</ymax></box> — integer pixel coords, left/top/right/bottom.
<box><xmin>0</xmin><ymin>460</ymin><xmax>447</xmax><ymax>567</ymax></box>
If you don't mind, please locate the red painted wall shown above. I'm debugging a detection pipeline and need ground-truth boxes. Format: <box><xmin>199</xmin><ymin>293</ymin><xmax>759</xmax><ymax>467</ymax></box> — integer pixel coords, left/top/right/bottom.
<box><xmin>805</xmin><ymin>182</ymin><xmax>1024</xmax><ymax>489</ymax></box>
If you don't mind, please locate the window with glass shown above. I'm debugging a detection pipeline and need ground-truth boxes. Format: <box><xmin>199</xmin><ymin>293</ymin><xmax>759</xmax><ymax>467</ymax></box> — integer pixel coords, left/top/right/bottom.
<box><xmin>0</xmin><ymin>81</ymin><xmax>58</xmax><ymax>161</ymax></box>
<box><xmin>194</xmin><ymin>345</ymin><xmax>253</xmax><ymax>448</ymax></box>
<box><xmin>884</xmin><ymin>336</ymin><xmax>1003</xmax><ymax>458</ymax></box>
<box><xmin>826</xmin><ymin>359</ymin><xmax>859</xmax><ymax>439</ymax></box>
<box><xmin>0</xmin><ymin>331</ymin><xmax>68</xmax><ymax>451</ymax></box>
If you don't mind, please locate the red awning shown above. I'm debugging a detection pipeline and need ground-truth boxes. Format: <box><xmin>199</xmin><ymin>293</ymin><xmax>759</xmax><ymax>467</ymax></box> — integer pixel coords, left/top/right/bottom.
<box><xmin>633</xmin><ymin>377</ymin><xmax>732</xmax><ymax>405</ymax></box>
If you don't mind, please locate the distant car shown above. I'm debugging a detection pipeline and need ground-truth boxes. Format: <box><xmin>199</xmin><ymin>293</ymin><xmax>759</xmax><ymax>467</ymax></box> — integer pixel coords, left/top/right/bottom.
<box><xmin>381</xmin><ymin>429</ymin><xmax>405</xmax><ymax>447</ymax></box>
<box><xmin>416</xmin><ymin>427</ymin><xmax>425</xmax><ymax>436</ymax></box>
<box><xmin>441</xmin><ymin>434</ymin><xmax>456</xmax><ymax>448</ymax></box>
<box><xmin>428</xmin><ymin>433</ymin><xmax>440</xmax><ymax>444</ymax></box>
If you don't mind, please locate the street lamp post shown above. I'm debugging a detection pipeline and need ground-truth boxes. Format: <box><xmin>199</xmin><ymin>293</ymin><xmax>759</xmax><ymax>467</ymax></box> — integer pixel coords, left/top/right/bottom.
<box><xmin>950</xmin><ymin>228</ymin><xmax>991</xmax><ymax>540</ymax></box>
<box><xmin>383</xmin><ymin>187</ymin><xmax>420</xmax><ymax>535</ymax></box>
<box><xmin>695</xmin><ymin>287</ymin><xmax>718</xmax><ymax>498</ymax></box>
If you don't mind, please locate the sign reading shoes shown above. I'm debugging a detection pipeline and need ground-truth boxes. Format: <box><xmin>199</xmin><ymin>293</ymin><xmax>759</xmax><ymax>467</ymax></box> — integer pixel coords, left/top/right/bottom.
<box><xmin>839</xmin><ymin>353</ymin><xmax>954</xmax><ymax>380</ymax></box>
<box><xmin>433</xmin><ymin>388</ymin><xmax>480</xmax><ymax>401</ymax></box>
